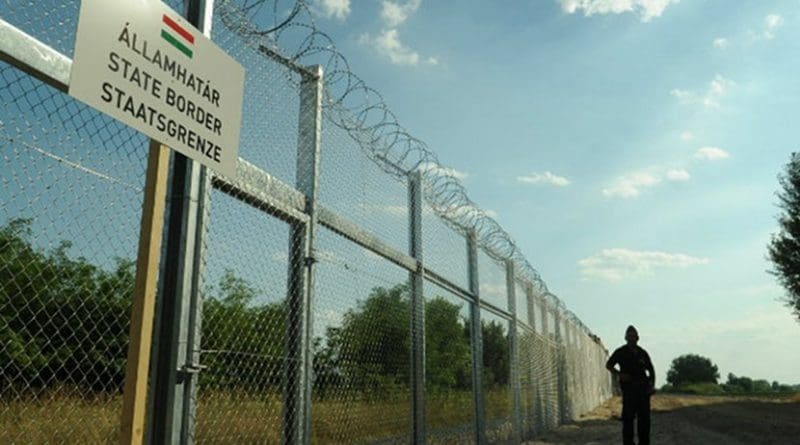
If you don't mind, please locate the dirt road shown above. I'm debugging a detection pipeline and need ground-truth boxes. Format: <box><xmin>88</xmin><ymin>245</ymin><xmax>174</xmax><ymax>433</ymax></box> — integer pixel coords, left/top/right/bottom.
<box><xmin>525</xmin><ymin>394</ymin><xmax>800</xmax><ymax>445</ymax></box>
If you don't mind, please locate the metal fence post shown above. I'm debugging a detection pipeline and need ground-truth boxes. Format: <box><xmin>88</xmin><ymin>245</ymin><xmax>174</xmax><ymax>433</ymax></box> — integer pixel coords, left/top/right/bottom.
<box><xmin>467</xmin><ymin>231</ymin><xmax>486</xmax><ymax>445</ymax></box>
<box><xmin>148</xmin><ymin>2</ymin><xmax>213</xmax><ymax>443</ymax></box>
<box><xmin>526</xmin><ymin>284</ymin><xmax>536</xmax><ymax>332</ymax></box>
<box><xmin>554</xmin><ymin>307</ymin><xmax>568</xmax><ymax>424</ymax></box>
<box><xmin>408</xmin><ymin>170</ymin><xmax>426</xmax><ymax>444</ymax></box>
<box><xmin>539</xmin><ymin>292</ymin><xmax>550</xmax><ymax>432</ymax></box>
<box><xmin>505</xmin><ymin>260</ymin><xmax>522</xmax><ymax>443</ymax></box>
<box><xmin>562</xmin><ymin>316</ymin><xmax>571</xmax><ymax>422</ymax></box>
<box><xmin>148</xmin><ymin>138</ymin><xmax>210</xmax><ymax>445</ymax></box>
<box><xmin>524</xmin><ymin>283</ymin><xmax>537</xmax><ymax>436</ymax></box>
<box><xmin>284</xmin><ymin>64</ymin><xmax>323</xmax><ymax>445</ymax></box>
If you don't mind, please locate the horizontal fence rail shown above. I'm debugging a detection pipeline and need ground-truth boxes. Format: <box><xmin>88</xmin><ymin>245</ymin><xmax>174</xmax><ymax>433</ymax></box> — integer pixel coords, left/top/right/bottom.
<box><xmin>0</xmin><ymin>1</ymin><xmax>613</xmax><ymax>444</ymax></box>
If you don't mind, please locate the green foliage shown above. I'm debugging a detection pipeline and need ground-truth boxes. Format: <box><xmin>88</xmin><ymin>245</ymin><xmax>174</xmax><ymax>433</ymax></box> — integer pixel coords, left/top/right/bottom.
<box><xmin>481</xmin><ymin>319</ymin><xmax>510</xmax><ymax>388</ymax></box>
<box><xmin>768</xmin><ymin>152</ymin><xmax>800</xmax><ymax>322</ymax></box>
<box><xmin>322</xmin><ymin>284</ymin><xmax>411</xmax><ymax>397</ymax></box>
<box><xmin>0</xmin><ymin>219</ymin><xmax>513</xmax><ymax>399</ymax></box>
<box><xmin>662</xmin><ymin>370</ymin><xmax>798</xmax><ymax>395</ymax></box>
<box><xmin>722</xmin><ymin>373</ymin><xmax>754</xmax><ymax>393</ymax></box>
<box><xmin>315</xmin><ymin>284</ymin><xmax>511</xmax><ymax>397</ymax></box>
<box><xmin>0</xmin><ymin>219</ymin><xmax>133</xmax><ymax>393</ymax></box>
<box><xmin>721</xmin><ymin>373</ymin><xmax>796</xmax><ymax>394</ymax></box>
<box><xmin>424</xmin><ymin>297</ymin><xmax>471</xmax><ymax>390</ymax></box>
<box><xmin>666</xmin><ymin>354</ymin><xmax>719</xmax><ymax>386</ymax></box>
<box><xmin>200</xmin><ymin>269</ymin><xmax>286</xmax><ymax>391</ymax></box>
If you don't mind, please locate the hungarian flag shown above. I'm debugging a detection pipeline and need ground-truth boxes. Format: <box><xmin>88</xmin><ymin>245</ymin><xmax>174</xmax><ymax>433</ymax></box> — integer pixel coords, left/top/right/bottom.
<box><xmin>161</xmin><ymin>14</ymin><xmax>194</xmax><ymax>58</ymax></box>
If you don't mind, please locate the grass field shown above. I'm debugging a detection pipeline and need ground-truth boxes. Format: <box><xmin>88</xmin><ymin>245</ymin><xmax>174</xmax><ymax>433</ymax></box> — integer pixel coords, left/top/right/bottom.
<box><xmin>0</xmin><ymin>387</ymin><xmax>514</xmax><ymax>444</ymax></box>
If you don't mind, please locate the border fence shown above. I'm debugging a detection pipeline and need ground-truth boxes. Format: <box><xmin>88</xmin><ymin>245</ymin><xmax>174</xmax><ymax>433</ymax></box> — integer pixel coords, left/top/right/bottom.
<box><xmin>0</xmin><ymin>0</ymin><xmax>613</xmax><ymax>443</ymax></box>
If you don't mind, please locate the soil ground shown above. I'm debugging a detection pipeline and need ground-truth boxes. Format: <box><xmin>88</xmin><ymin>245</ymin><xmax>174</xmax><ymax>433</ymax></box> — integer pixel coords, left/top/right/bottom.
<box><xmin>525</xmin><ymin>393</ymin><xmax>800</xmax><ymax>445</ymax></box>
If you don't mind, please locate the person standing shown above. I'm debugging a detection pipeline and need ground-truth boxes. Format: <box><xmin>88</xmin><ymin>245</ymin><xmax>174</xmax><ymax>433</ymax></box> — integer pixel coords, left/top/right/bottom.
<box><xmin>606</xmin><ymin>325</ymin><xmax>655</xmax><ymax>445</ymax></box>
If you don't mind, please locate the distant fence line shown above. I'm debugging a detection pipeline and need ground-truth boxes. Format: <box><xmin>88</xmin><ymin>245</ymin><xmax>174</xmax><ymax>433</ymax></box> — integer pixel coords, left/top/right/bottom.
<box><xmin>0</xmin><ymin>0</ymin><xmax>613</xmax><ymax>444</ymax></box>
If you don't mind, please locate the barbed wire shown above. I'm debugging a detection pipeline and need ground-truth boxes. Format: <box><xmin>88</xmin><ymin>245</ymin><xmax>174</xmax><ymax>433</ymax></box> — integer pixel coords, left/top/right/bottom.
<box><xmin>215</xmin><ymin>0</ymin><xmax>597</xmax><ymax>336</ymax></box>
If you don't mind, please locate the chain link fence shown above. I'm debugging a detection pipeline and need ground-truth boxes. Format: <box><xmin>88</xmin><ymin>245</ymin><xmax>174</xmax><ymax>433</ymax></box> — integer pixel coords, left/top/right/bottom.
<box><xmin>1</xmin><ymin>0</ymin><xmax>613</xmax><ymax>443</ymax></box>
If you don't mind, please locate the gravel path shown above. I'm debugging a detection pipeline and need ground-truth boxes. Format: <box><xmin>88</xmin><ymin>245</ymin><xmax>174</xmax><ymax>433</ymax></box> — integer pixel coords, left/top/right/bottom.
<box><xmin>524</xmin><ymin>394</ymin><xmax>800</xmax><ymax>445</ymax></box>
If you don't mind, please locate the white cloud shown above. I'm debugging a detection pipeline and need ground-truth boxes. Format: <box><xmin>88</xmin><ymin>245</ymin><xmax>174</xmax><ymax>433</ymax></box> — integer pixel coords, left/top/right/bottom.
<box><xmin>381</xmin><ymin>0</ymin><xmax>421</xmax><ymax>27</ymax></box>
<box><xmin>708</xmin><ymin>75</ymin><xmax>733</xmax><ymax>97</ymax></box>
<box><xmin>680</xmin><ymin>131</ymin><xmax>694</xmax><ymax>141</ymax></box>
<box><xmin>666</xmin><ymin>169</ymin><xmax>691</xmax><ymax>181</ymax></box>
<box><xmin>558</xmin><ymin>0</ymin><xmax>679</xmax><ymax>22</ymax></box>
<box><xmin>671</xmin><ymin>74</ymin><xmax>735</xmax><ymax>108</ymax></box>
<box><xmin>480</xmin><ymin>282</ymin><xmax>507</xmax><ymax>300</ymax></box>
<box><xmin>764</xmin><ymin>14</ymin><xmax>783</xmax><ymax>39</ymax></box>
<box><xmin>416</xmin><ymin>161</ymin><xmax>468</xmax><ymax>180</ymax></box>
<box><xmin>669</xmin><ymin>89</ymin><xmax>693</xmax><ymax>101</ymax></box>
<box><xmin>363</xmin><ymin>1</ymin><xmax>439</xmax><ymax>67</ymax></box>
<box><xmin>602</xmin><ymin>172</ymin><xmax>660</xmax><ymax>198</ymax></box>
<box><xmin>381</xmin><ymin>205</ymin><xmax>408</xmax><ymax>216</ymax></box>
<box><xmin>316</xmin><ymin>308</ymin><xmax>345</xmax><ymax>329</ymax></box>
<box><xmin>712</xmin><ymin>37</ymin><xmax>729</xmax><ymax>49</ymax></box>
<box><xmin>694</xmin><ymin>146</ymin><xmax>730</xmax><ymax>161</ymax></box>
<box><xmin>517</xmin><ymin>171</ymin><xmax>571</xmax><ymax>187</ymax></box>
<box><xmin>360</xmin><ymin>29</ymin><xmax>421</xmax><ymax>65</ymax></box>
<box><xmin>315</xmin><ymin>0</ymin><xmax>351</xmax><ymax>20</ymax></box>
<box><xmin>271</xmin><ymin>251</ymin><xmax>289</xmax><ymax>264</ymax></box>
<box><xmin>578</xmin><ymin>248</ymin><xmax>709</xmax><ymax>282</ymax></box>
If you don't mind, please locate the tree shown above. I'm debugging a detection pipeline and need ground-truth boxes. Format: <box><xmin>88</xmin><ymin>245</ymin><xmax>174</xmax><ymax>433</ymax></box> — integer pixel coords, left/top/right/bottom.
<box><xmin>324</xmin><ymin>284</ymin><xmax>411</xmax><ymax>396</ymax></box>
<box><xmin>424</xmin><ymin>297</ymin><xmax>471</xmax><ymax>390</ymax></box>
<box><xmin>768</xmin><ymin>152</ymin><xmax>800</xmax><ymax>323</ymax></box>
<box><xmin>317</xmin><ymin>285</ymin><xmax>476</xmax><ymax>396</ymax></box>
<box><xmin>200</xmin><ymin>269</ymin><xmax>286</xmax><ymax>391</ymax></box>
<box><xmin>0</xmin><ymin>218</ymin><xmax>133</xmax><ymax>393</ymax></box>
<box><xmin>481</xmin><ymin>319</ymin><xmax>510</xmax><ymax>388</ymax></box>
<box><xmin>666</xmin><ymin>354</ymin><xmax>719</xmax><ymax>387</ymax></box>
<box><xmin>723</xmin><ymin>372</ymin><xmax>753</xmax><ymax>393</ymax></box>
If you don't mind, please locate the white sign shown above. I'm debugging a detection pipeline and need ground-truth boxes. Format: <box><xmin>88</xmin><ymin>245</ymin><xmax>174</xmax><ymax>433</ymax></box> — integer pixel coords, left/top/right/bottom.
<box><xmin>69</xmin><ymin>0</ymin><xmax>244</xmax><ymax>177</ymax></box>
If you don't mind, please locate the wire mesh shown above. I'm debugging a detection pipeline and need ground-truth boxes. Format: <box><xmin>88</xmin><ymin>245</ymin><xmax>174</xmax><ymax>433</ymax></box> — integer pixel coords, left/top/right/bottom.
<box><xmin>1</xmin><ymin>0</ymin><xmax>80</xmax><ymax>58</ymax></box>
<box><xmin>480</xmin><ymin>310</ymin><xmax>513</xmax><ymax>444</ymax></box>
<box><xmin>514</xmin><ymin>281</ymin><xmax>529</xmax><ymax>331</ymax></box>
<box><xmin>517</xmin><ymin>325</ymin><xmax>537</xmax><ymax>438</ymax></box>
<box><xmin>191</xmin><ymin>187</ymin><xmax>292</xmax><ymax>443</ymax></box>
<box><xmin>318</xmin><ymin>111</ymin><xmax>410</xmax><ymax>256</ymax></box>
<box><xmin>0</xmin><ymin>61</ymin><xmax>148</xmax><ymax>442</ymax></box>
<box><xmin>311</xmin><ymin>227</ymin><xmax>411</xmax><ymax>444</ymax></box>
<box><xmin>212</xmin><ymin>1</ymin><xmax>302</xmax><ymax>186</ymax></box>
<box><xmin>421</xmin><ymin>200</ymin><xmax>468</xmax><ymax>288</ymax></box>
<box><xmin>423</xmin><ymin>280</ymin><xmax>474</xmax><ymax>445</ymax></box>
<box><xmin>1</xmin><ymin>0</ymin><xmax>615</xmax><ymax>442</ymax></box>
<box><xmin>478</xmin><ymin>250</ymin><xmax>509</xmax><ymax>312</ymax></box>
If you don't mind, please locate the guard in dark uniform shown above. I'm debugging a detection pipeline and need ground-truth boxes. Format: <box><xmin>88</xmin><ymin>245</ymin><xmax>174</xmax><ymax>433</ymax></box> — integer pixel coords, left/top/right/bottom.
<box><xmin>606</xmin><ymin>325</ymin><xmax>655</xmax><ymax>445</ymax></box>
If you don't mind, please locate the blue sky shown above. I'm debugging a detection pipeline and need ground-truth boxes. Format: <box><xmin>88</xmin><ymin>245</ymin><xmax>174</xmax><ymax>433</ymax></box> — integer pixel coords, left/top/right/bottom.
<box><xmin>307</xmin><ymin>0</ymin><xmax>800</xmax><ymax>385</ymax></box>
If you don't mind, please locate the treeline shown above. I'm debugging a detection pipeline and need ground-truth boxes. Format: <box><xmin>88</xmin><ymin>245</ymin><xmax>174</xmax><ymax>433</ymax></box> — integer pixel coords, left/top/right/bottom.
<box><xmin>721</xmin><ymin>373</ymin><xmax>796</xmax><ymax>394</ymax></box>
<box><xmin>661</xmin><ymin>353</ymin><xmax>797</xmax><ymax>395</ymax></box>
<box><xmin>1</xmin><ymin>219</ymin><xmax>511</xmax><ymax>396</ymax></box>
